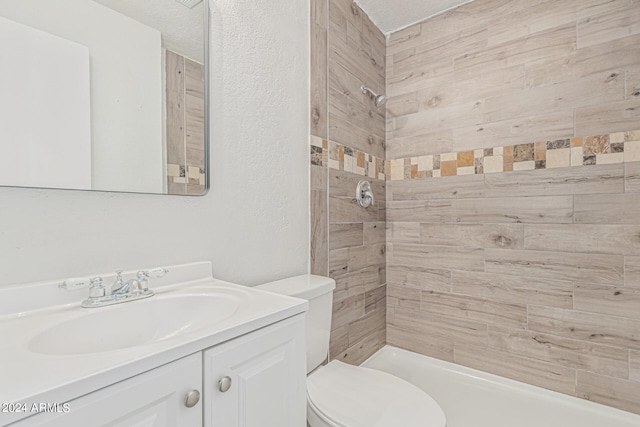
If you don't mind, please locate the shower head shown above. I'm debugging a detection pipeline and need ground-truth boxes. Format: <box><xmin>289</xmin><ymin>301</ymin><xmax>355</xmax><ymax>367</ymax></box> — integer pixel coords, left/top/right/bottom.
<box><xmin>361</xmin><ymin>85</ymin><xmax>387</xmax><ymax>108</ymax></box>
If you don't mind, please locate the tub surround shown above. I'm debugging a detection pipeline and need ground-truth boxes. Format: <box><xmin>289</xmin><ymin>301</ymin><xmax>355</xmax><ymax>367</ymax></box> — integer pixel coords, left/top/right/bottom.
<box><xmin>384</xmin><ymin>0</ymin><xmax>640</xmax><ymax>414</ymax></box>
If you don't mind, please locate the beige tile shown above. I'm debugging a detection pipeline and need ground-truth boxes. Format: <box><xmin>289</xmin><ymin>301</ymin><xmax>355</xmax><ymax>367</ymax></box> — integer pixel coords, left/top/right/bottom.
<box><xmin>575</xmin><ymin>193</ymin><xmax>640</xmax><ymax>224</ymax></box>
<box><xmin>570</xmin><ymin>146</ymin><xmax>583</xmax><ymax>166</ymax></box>
<box><xmin>453</xmin><ymin>195</ymin><xmax>573</xmax><ymax>224</ymax></box>
<box><xmin>457</xmin><ymin>166</ymin><xmax>475</xmax><ymax>175</ymax></box>
<box><xmin>596</xmin><ymin>152</ymin><xmax>624</xmax><ymax>165</ymax></box>
<box><xmin>432</xmin><ymin>169</ymin><xmax>441</xmax><ymax>177</ymax></box>
<box><xmin>389</xmin><ymin>243</ymin><xmax>485</xmax><ymax>272</ymax></box>
<box><xmin>577</xmin><ymin>371</ymin><xmax>640</xmax><ymax>415</ymax></box>
<box><xmin>343</xmin><ymin>155</ymin><xmax>354</xmax><ymax>173</ymax></box>
<box><xmin>493</xmin><ymin>146</ymin><xmax>504</xmax><ymax>156</ymax></box>
<box><xmin>387</xmin><ymin>284</ymin><xmax>421</xmax><ymax>310</ymax></box>
<box><xmin>390</xmin><ymin>307</ymin><xmax>488</xmax><ymax>348</ymax></box>
<box><xmin>311</xmin><ymin>190</ymin><xmax>328</xmax><ymax>276</ymax></box>
<box><xmin>421</xmin><ymin>291</ymin><xmax>527</xmax><ymax>329</ymax></box>
<box><xmin>167</xmin><ymin>163</ymin><xmax>180</xmax><ymax>177</ymax></box>
<box><xmin>577</xmin><ymin>3</ymin><xmax>640</xmax><ymax>49</ymax></box>
<box><xmin>631</xmin><ymin>350</ymin><xmax>640</xmax><ymax>382</ymax></box>
<box><xmin>483</xmin><ymin>155</ymin><xmax>504</xmax><ymax>173</ymax></box>
<box><xmin>513</xmin><ymin>160</ymin><xmax>535</xmax><ymax>171</ymax></box>
<box><xmin>387</xmin><ymin>264</ymin><xmax>452</xmax><ymax>292</ymax></box>
<box><xmin>454</xmin><ymin>346</ymin><xmax>576</xmax><ymax>396</ymax></box>
<box><xmin>485</xmin><ymin>248</ymin><xmax>623</xmax><ymax>285</ymax></box>
<box><xmin>524</xmin><ymin>224</ymin><xmax>640</xmax><ymax>255</ymax></box>
<box><xmin>187</xmin><ymin>166</ymin><xmax>200</xmax><ymax>179</ymax></box>
<box><xmin>528</xmin><ymin>305</ymin><xmax>640</xmax><ymax>350</ymax></box>
<box><xmin>441</xmin><ymin>152</ymin><xmax>457</xmax><ymax>162</ymax></box>
<box><xmin>310</xmin><ymin>134</ymin><xmax>324</xmax><ymax>147</ymax></box>
<box><xmin>610</xmin><ymin>132</ymin><xmax>626</xmax><ymax>144</ymax></box>
<box><xmin>363</xmin><ymin>222</ymin><xmax>385</xmax><ymax>245</ymax></box>
<box><xmin>451</xmin><ymin>270</ymin><xmax>573</xmax><ymax>308</ymax></box>
<box><xmin>329</xmin><ymin>223</ymin><xmax>363</xmax><ymax>250</ymax></box>
<box><xmin>421</xmin><ymin>223</ymin><xmax>524</xmax><ymax>249</ymax></box>
<box><xmin>387</xmin><ymin>325</ymin><xmax>454</xmax><ymax>362</ymax></box>
<box><xmin>624</xmin><ymin>140</ymin><xmax>640</xmax><ymax>162</ymax></box>
<box><xmin>546</xmin><ymin>148</ymin><xmax>570</xmax><ymax>168</ymax></box>
<box><xmin>627</xmin><ymin>130</ymin><xmax>640</xmax><ymax>141</ymax></box>
<box><xmin>574</xmin><ymin>284</ymin><xmax>640</xmax><ymax>321</ymax></box>
<box><xmin>625</xmin><ymin>256</ymin><xmax>640</xmax><ymax>287</ymax></box>
<box><xmin>576</xmin><ymin>99</ymin><xmax>640</xmax><ymax>137</ymax></box>
<box><xmin>474</xmin><ymin>149</ymin><xmax>484</xmax><ymax>158</ymax></box>
<box><xmin>390</xmin><ymin>165</ymin><xmax>404</xmax><ymax>180</ymax></box>
<box><xmin>417</xmin><ymin>155</ymin><xmax>433</xmax><ymax>171</ymax></box>
<box><xmin>485</xmin><ymin>164</ymin><xmax>623</xmax><ymax>197</ymax></box>
<box><xmin>387</xmin><ymin>199</ymin><xmax>454</xmax><ymax>222</ymax></box>
<box><xmin>488</xmin><ymin>325</ymin><xmax>629</xmax><ymax>378</ymax></box>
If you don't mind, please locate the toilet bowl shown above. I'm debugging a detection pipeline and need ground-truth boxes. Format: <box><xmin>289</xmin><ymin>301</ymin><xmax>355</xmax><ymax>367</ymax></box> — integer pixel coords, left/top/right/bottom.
<box><xmin>256</xmin><ymin>275</ymin><xmax>446</xmax><ymax>427</ymax></box>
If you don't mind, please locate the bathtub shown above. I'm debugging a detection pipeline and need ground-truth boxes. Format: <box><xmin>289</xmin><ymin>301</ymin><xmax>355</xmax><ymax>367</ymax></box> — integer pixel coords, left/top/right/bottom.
<box><xmin>361</xmin><ymin>346</ymin><xmax>640</xmax><ymax>427</ymax></box>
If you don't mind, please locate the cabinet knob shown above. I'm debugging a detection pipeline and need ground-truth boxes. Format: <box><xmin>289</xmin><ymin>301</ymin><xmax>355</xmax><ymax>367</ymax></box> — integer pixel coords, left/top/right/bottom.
<box><xmin>218</xmin><ymin>376</ymin><xmax>232</xmax><ymax>393</ymax></box>
<box><xmin>184</xmin><ymin>390</ymin><xmax>200</xmax><ymax>408</ymax></box>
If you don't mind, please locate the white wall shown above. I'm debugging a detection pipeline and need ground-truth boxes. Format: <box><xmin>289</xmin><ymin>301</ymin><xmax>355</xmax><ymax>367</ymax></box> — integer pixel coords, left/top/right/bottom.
<box><xmin>0</xmin><ymin>0</ymin><xmax>163</xmax><ymax>193</ymax></box>
<box><xmin>0</xmin><ymin>0</ymin><xmax>309</xmax><ymax>287</ymax></box>
<box><xmin>0</xmin><ymin>16</ymin><xmax>91</xmax><ymax>190</ymax></box>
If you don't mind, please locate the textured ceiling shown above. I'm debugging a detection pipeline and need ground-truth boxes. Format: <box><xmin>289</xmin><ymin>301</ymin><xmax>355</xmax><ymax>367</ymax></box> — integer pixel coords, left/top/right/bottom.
<box><xmin>95</xmin><ymin>0</ymin><xmax>204</xmax><ymax>62</ymax></box>
<box><xmin>356</xmin><ymin>0</ymin><xmax>475</xmax><ymax>34</ymax></box>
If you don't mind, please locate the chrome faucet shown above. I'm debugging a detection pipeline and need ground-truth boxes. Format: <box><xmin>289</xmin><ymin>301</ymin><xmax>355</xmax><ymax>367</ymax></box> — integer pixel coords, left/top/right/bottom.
<box><xmin>111</xmin><ymin>270</ymin><xmax>129</xmax><ymax>295</ymax></box>
<box><xmin>60</xmin><ymin>268</ymin><xmax>168</xmax><ymax>308</ymax></box>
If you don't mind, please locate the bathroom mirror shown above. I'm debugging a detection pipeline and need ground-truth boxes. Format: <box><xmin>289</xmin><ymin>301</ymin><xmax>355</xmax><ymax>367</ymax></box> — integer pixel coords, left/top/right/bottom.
<box><xmin>0</xmin><ymin>0</ymin><xmax>209</xmax><ymax>195</ymax></box>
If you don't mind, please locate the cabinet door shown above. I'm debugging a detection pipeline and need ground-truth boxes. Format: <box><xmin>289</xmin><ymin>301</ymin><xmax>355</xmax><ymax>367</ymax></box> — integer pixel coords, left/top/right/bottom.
<box><xmin>14</xmin><ymin>353</ymin><xmax>203</xmax><ymax>427</ymax></box>
<box><xmin>204</xmin><ymin>315</ymin><xmax>306</xmax><ymax>427</ymax></box>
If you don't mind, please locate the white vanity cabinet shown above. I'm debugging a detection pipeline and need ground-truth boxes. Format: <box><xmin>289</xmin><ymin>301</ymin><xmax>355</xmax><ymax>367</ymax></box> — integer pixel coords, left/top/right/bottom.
<box><xmin>1</xmin><ymin>263</ymin><xmax>308</xmax><ymax>427</ymax></box>
<box><xmin>12</xmin><ymin>353</ymin><xmax>203</xmax><ymax>427</ymax></box>
<box><xmin>204</xmin><ymin>315</ymin><xmax>306</xmax><ymax>427</ymax></box>
<box><xmin>9</xmin><ymin>315</ymin><xmax>306</xmax><ymax>427</ymax></box>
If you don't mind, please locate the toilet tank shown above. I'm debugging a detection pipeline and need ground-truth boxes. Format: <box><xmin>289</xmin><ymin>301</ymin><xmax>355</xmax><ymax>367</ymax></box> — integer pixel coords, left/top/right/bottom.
<box><xmin>255</xmin><ymin>275</ymin><xmax>335</xmax><ymax>373</ymax></box>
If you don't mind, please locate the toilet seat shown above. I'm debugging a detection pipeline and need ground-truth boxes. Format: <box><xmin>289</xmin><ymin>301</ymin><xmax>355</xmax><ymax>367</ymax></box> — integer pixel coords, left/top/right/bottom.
<box><xmin>307</xmin><ymin>360</ymin><xmax>446</xmax><ymax>427</ymax></box>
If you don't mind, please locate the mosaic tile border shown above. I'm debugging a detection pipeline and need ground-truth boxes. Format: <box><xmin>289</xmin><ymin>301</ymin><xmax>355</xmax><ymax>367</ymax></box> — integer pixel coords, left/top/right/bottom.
<box><xmin>385</xmin><ymin>130</ymin><xmax>640</xmax><ymax>181</ymax></box>
<box><xmin>310</xmin><ymin>135</ymin><xmax>386</xmax><ymax>180</ymax></box>
<box><xmin>167</xmin><ymin>163</ymin><xmax>206</xmax><ymax>185</ymax></box>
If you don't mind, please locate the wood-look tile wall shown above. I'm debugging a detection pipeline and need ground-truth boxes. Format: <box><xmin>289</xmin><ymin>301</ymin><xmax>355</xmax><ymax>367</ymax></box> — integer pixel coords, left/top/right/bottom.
<box><xmin>386</xmin><ymin>0</ymin><xmax>640</xmax><ymax>414</ymax></box>
<box><xmin>166</xmin><ymin>50</ymin><xmax>205</xmax><ymax>195</ymax></box>
<box><xmin>310</xmin><ymin>0</ymin><xmax>387</xmax><ymax>366</ymax></box>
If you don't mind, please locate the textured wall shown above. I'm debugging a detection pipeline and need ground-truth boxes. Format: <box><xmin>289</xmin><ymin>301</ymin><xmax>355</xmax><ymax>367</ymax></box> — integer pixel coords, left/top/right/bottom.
<box><xmin>310</xmin><ymin>0</ymin><xmax>387</xmax><ymax>365</ymax></box>
<box><xmin>0</xmin><ymin>0</ymin><xmax>309</xmax><ymax>287</ymax></box>
<box><xmin>385</xmin><ymin>0</ymin><xmax>640</xmax><ymax>414</ymax></box>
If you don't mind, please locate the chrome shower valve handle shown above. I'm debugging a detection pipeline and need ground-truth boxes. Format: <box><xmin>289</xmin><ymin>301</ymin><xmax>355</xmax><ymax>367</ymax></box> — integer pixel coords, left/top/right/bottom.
<box><xmin>356</xmin><ymin>180</ymin><xmax>375</xmax><ymax>208</ymax></box>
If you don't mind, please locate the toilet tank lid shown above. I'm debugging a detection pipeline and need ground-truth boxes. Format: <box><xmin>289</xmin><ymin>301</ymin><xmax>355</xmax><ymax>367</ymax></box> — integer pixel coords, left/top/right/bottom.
<box><xmin>255</xmin><ymin>274</ymin><xmax>335</xmax><ymax>300</ymax></box>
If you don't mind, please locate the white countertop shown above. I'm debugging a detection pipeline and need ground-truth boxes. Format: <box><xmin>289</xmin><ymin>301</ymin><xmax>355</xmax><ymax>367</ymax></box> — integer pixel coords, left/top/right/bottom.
<box><xmin>0</xmin><ymin>263</ymin><xmax>307</xmax><ymax>425</ymax></box>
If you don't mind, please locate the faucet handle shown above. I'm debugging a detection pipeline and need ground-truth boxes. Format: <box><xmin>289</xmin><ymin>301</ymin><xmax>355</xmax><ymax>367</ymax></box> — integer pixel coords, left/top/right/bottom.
<box><xmin>59</xmin><ymin>277</ymin><xmax>91</xmax><ymax>291</ymax></box>
<box><xmin>146</xmin><ymin>268</ymin><xmax>169</xmax><ymax>278</ymax></box>
<box><xmin>88</xmin><ymin>277</ymin><xmax>106</xmax><ymax>298</ymax></box>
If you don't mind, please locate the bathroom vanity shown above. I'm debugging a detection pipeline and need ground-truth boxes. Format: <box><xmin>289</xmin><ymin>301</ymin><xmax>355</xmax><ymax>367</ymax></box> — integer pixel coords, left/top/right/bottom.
<box><xmin>0</xmin><ymin>262</ymin><xmax>307</xmax><ymax>426</ymax></box>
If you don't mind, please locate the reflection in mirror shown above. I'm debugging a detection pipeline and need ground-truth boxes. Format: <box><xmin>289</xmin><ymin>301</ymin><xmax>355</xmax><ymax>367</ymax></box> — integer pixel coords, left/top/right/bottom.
<box><xmin>0</xmin><ymin>0</ymin><xmax>208</xmax><ymax>195</ymax></box>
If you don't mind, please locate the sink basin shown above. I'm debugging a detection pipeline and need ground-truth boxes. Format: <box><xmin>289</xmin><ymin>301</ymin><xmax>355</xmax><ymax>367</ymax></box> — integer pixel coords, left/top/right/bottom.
<box><xmin>28</xmin><ymin>292</ymin><xmax>240</xmax><ymax>355</ymax></box>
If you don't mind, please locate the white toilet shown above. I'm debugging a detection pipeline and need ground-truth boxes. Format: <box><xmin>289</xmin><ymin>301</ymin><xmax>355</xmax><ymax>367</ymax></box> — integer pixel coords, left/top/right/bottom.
<box><xmin>256</xmin><ymin>274</ymin><xmax>446</xmax><ymax>427</ymax></box>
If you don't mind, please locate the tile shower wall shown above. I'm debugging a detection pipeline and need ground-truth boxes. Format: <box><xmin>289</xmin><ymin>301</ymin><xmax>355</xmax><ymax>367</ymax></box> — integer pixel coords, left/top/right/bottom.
<box><xmin>310</xmin><ymin>0</ymin><xmax>387</xmax><ymax>365</ymax></box>
<box><xmin>166</xmin><ymin>50</ymin><xmax>205</xmax><ymax>195</ymax></box>
<box><xmin>385</xmin><ymin>0</ymin><xmax>640</xmax><ymax>414</ymax></box>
